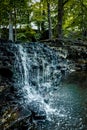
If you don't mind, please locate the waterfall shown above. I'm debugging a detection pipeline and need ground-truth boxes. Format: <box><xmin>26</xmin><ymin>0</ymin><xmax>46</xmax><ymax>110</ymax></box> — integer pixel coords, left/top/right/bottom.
<box><xmin>1</xmin><ymin>42</ymin><xmax>86</xmax><ymax>130</ymax></box>
<box><xmin>17</xmin><ymin>44</ymin><xmax>56</xmax><ymax>119</ymax></box>
<box><xmin>15</xmin><ymin>42</ymin><xmax>71</xmax><ymax>122</ymax></box>
<box><xmin>18</xmin><ymin>45</ymin><xmax>29</xmax><ymax>86</ymax></box>
<box><xmin>18</xmin><ymin>45</ymin><xmax>38</xmax><ymax>101</ymax></box>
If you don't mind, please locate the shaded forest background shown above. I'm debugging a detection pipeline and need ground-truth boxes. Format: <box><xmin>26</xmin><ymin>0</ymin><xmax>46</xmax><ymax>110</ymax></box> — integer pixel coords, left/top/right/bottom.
<box><xmin>0</xmin><ymin>0</ymin><xmax>87</xmax><ymax>43</ymax></box>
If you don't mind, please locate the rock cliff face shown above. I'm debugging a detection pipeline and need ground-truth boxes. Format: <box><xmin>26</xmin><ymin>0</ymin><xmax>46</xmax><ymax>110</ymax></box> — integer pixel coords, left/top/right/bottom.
<box><xmin>0</xmin><ymin>43</ymin><xmax>14</xmax><ymax>81</ymax></box>
<box><xmin>0</xmin><ymin>42</ymin><xmax>71</xmax><ymax>130</ymax></box>
<box><xmin>50</xmin><ymin>44</ymin><xmax>87</xmax><ymax>71</ymax></box>
<box><xmin>67</xmin><ymin>45</ymin><xmax>87</xmax><ymax>70</ymax></box>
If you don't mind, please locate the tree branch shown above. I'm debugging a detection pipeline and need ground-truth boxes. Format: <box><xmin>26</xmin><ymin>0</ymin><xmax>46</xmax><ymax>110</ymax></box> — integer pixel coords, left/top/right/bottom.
<box><xmin>82</xmin><ymin>3</ymin><xmax>87</xmax><ymax>10</ymax></box>
<box><xmin>63</xmin><ymin>0</ymin><xmax>69</xmax><ymax>6</ymax></box>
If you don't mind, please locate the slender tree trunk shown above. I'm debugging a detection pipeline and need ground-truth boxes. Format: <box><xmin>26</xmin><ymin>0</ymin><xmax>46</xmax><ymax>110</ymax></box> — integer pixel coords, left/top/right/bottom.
<box><xmin>9</xmin><ymin>12</ymin><xmax>14</xmax><ymax>42</ymax></box>
<box><xmin>47</xmin><ymin>0</ymin><xmax>52</xmax><ymax>40</ymax></box>
<box><xmin>80</xmin><ymin>0</ymin><xmax>85</xmax><ymax>39</ymax></box>
<box><xmin>40</xmin><ymin>0</ymin><xmax>45</xmax><ymax>33</ymax></box>
<box><xmin>37</xmin><ymin>22</ymin><xmax>41</xmax><ymax>33</ymax></box>
<box><xmin>0</xmin><ymin>25</ymin><xmax>1</xmax><ymax>38</ymax></box>
<box><xmin>38</xmin><ymin>1</ymin><xmax>42</xmax><ymax>33</ymax></box>
<box><xmin>27</xmin><ymin>12</ymin><xmax>30</xmax><ymax>26</ymax></box>
<box><xmin>58</xmin><ymin>0</ymin><xmax>63</xmax><ymax>40</ymax></box>
<box><xmin>41</xmin><ymin>10</ymin><xmax>45</xmax><ymax>32</ymax></box>
<box><xmin>14</xmin><ymin>7</ymin><xmax>17</xmax><ymax>42</ymax></box>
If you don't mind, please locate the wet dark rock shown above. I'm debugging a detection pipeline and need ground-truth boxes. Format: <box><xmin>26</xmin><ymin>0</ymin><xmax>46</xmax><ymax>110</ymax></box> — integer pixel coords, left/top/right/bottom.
<box><xmin>28</xmin><ymin>101</ymin><xmax>46</xmax><ymax>120</ymax></box>
<box><xmin>61</xmin><ymin>68</ymin><xmax>67</xmax><ymax>75</ymax></box>
<box><xmin>66</xmin><ymin>45</ymin><xmax>87</xmax><ymax>70</ymax></box>
<box><xmin>0</xmin><ymin>114</ymin><xmax>33</xmax><ymax>130</ymax></box>
<box><xmin>0</xmin><ymin>67</ymin><xmax>13</xmax><ymax>78</ymax></box>
<box><xmin>0</xmin><ymin>38</ymin><xmax>10</xmax><ymax>43</ymax></box>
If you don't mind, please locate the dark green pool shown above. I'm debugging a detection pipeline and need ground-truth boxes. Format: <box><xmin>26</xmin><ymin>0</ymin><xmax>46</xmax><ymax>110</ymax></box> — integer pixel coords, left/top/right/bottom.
<box><xmin>37</xmin><ymin>71</ymin><xmax>87</xmax><ymax>130</ymax></box>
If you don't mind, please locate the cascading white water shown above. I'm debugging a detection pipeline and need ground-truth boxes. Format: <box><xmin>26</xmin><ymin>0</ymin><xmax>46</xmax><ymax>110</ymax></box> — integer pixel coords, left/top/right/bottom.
<box><xmin>19</xmin><ymin>45</ymin><xmax>29</xmax><ymax>86</ymax></box>
<box><xmin>18</xmin><ymin>44</ymin><xmax>56</xmax><ymax>118</ymax></box>
<box><xmin>18</xmin><ymin>45</ymin><xmax>38</xmax><ymax>101</ymax></box>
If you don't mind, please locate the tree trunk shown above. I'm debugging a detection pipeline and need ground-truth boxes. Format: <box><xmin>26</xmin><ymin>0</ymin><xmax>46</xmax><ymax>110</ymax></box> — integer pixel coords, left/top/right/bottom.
<box><xmin>0</xmin><ymin>25</ymin><xmax>1</xmax><ymax>38</ymax></box>
<box><xmin>14</xmin><ymin>8</ymin><xmax>17</xmax><ymax>42</ymax></box>
<box><xmin>41</xmin><ymin>10</ymin><xmax>45</xmax><ymax>32</ymax></box>
<box><xmin>9</xmin><ymin>12</ymin><xmax>14</xmax><ymax>42</ymax></box>
<box><xmin>40</xmin><ymin>0</ymin><xmax>45</xmax><ymax>33</ymax></box>
<box><xmin>47</xmin><ymin>0</ymin><xmax>52</xmax><ymax>40</ymax></box>
<box><xmin>80</xmin><ymin>0</ymin><xmax>86</xmax><ymax>39</ymax></box>
<box><xmin>58</xmin><ymin>0</ymin><xmax>63</xmax><ymax>40</ymax></box>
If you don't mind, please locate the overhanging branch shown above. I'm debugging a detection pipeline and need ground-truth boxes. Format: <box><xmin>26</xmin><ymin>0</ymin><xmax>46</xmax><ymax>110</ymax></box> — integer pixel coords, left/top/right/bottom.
<box><xmin>63</xmin><ymin>0</ymin><xmax>69</xmax><ymax>6</ymax></box>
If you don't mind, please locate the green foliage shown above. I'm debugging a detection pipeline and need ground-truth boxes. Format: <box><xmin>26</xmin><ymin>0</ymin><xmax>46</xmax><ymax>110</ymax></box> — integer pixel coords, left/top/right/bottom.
<box><xmin>0</xmin><ymin>0</ymin><xmax>87</xmax><ymax>41</ymax></box>
<box><xmin>63</xmin><ymin>0</ymin><xmax>87</xmax><ymax>39</ymax></box>
<box><xmin>17</xmin><ymin>27</ymin><xmax>36</xmax><ymax>42</ymax></box>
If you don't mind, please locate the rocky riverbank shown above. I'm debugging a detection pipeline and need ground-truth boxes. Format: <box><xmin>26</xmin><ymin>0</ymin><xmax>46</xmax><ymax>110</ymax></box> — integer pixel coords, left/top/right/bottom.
<box><xmin>45</xmin><ymin>40</ymin><xmax>87</xmax><ymax>71</ymax></box>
